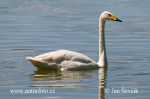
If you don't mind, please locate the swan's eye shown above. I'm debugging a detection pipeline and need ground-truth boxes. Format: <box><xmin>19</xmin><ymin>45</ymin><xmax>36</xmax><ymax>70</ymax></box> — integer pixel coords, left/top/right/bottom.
<box><xmin>108</xmin><ymin>14</ymin><xmax>112</xmax><ymax>17</ymax></box>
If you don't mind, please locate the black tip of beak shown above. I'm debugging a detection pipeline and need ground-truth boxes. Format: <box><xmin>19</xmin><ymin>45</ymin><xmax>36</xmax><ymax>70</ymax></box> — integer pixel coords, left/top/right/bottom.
<box><xmin>116</xmin><ymin>18</ymin><xmax>122</xmax><ymax>22</ymax></box>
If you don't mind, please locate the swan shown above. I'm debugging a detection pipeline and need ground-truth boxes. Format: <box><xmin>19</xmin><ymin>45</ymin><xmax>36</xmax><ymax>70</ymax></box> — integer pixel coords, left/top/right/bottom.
<box><xmin>26</xmin><ymin>11</ymin><xmax>122</xmax><ymax>71</ymax></box>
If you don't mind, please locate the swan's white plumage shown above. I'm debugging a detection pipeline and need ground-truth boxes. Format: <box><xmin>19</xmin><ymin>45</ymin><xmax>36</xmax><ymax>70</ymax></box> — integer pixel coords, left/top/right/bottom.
<box><xmin>26</xmin><ymin>50</ymin><xmax>99</xmax><ymax>70</ymax></box>
<box><xmin>26</xmin><ymin>11</ymin><xmax>122</xmax><ymax>70</ymax></box>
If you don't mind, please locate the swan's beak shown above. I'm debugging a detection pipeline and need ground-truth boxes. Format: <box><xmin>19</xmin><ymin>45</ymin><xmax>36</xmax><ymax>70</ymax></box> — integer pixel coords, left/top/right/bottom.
<box><xmin>110</xmin><ymin>14</ymin><xmax>122</xmax><ymax>22</ymax></box>
<box><xmin>115</xmin><ymin>18</ymin><xmax>122</xmax><ymax>22</ymax></box>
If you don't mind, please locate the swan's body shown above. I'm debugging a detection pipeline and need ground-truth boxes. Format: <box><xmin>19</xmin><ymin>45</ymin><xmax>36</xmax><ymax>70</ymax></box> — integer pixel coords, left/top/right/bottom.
<box><xmin>26</xmin><ymin>50</ymin><xmax>99</xmax><ymax>70</ymax></box>
<box><xmin>26</xmin><ymin>11</ymin><xmax>122</xmax><ymax>70</ymax></box>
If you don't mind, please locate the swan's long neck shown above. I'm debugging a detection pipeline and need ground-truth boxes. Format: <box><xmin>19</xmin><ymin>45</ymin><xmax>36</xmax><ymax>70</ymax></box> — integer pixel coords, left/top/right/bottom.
<box><xmin>97</xmin><ymin>19</ymin><xmax>108</xmax><ymax>67</ymax></box>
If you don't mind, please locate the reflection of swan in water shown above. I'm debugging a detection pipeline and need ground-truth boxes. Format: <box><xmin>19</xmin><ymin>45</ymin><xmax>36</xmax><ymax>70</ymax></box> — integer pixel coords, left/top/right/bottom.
<box><xmin>26</xmin><ymin>11</ymin><xmax>122</xmax><ymax>70</ymax></box>
<box><xmin>30</xmin><ymin>68</ymin><xmax>108</xmax><ymax>99</ymax></box>
<box><xmin>31</xmin><ymin>69</ymin><xmax>97</xmax><ymax>88</ymax></box>
<box><xmin>31</xmin><ymin>69</ymin><xmax>94</xmax><ymax>82</ymax></box>
<box><xmin>98</xmin><ymin>68</ymin><xmax>107</xmax><ymax>99</ymax></box>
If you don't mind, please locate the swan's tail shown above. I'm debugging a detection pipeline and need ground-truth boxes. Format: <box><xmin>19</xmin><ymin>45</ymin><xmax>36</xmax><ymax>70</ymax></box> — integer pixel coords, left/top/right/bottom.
<box><xmin>26</xmin><ymin>57</ymin><xmax>49</xmax><ymax>69</ymax></box>
<box><xmin>26</xmin><ymin>57</ymin><xmax>58</xmax><ymax>70</ymax></box>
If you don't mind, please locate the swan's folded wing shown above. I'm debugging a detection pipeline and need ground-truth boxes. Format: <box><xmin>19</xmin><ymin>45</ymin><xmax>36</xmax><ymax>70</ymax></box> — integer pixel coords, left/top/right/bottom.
<box><xmin>26</xmin><ymin>50</ymin><xmax>98</xmax><ymax>70</ymax></box>
<box><xmin>33</xmin><ymin>50</ymin><xmax>67</xmax><ymax>62</ymax></box>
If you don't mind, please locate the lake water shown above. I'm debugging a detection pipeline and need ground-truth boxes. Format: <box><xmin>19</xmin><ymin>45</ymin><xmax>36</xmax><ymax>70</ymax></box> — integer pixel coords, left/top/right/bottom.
<box><xmin>0</xmin><ymin>0</ymin><xmax>150</xmax><ymax>99</ymax></box>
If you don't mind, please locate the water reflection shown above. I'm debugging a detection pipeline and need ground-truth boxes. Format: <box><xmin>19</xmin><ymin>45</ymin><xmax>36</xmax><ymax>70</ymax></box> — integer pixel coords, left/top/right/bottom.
<box><xmin>98</xmin><ymin>68</ymin><xmax>107</xmax><ymax>99</ymax></box>
<box><xmin>32</xmin><ymin>69</ymin><xmax>94</xmax><ymax>82</ymax></box>
<box><xmin>31</xmin><ymin>68</ymin><xmax>107</xmax><ymax>99</ymax></box>
<box><xmin>31</xmin><ymin>69</ymin><xmax>96</xmax><ymax>88</ymax></box>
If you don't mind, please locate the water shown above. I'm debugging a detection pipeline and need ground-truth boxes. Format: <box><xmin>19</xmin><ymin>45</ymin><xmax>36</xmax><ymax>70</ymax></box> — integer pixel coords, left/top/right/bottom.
<box><xmin>0</xmin><ymin>0</ymin><xmax>150</xmax><ymax>99</ymax></box>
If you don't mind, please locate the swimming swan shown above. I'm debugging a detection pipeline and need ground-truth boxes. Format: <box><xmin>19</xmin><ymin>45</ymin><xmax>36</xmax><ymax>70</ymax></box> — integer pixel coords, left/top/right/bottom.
<box><xmin>26</xmin><ymin>11</ymin><xmax>122</xmax><ymax>71</ymax></box>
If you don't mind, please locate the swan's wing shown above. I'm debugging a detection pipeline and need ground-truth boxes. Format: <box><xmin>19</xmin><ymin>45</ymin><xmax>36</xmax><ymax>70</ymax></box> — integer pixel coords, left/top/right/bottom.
<box><xmin>27</xmin><ymin>50</ymin><xmax>98</xmax><ymax>70</ymax></box>
<box><xmin>34</xmin><ymin>50</ymin><xmax>95</xmax><ymax>63</ymax></box>
<box><xmin>33</xmin><ymin>50</ymin><xmax>68</xmax><ymax>62</ymax></box>
<box><xmin>60</xmin><ymin>60</ymin><xmax>99</xmax><ymax>71</ymax></box>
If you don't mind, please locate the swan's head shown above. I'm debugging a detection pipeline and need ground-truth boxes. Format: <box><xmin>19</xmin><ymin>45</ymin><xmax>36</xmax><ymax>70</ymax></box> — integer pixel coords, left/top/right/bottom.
<box><xmin>100</xmin><ymin>11</ymin><xmax>122</xmax><ymax>22</ymax></box>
